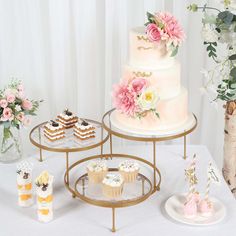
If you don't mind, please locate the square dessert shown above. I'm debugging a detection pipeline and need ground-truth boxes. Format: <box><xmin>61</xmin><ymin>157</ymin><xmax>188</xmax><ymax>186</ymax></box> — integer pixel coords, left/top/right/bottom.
<box><xmin>57</xmin><ymin>109</ymin><xmax>78</xmax><ymax>129</ymax></box>
<box><xmin>44</xmin><ymin>120</ymin><xmax>65</xmax><ymax>141</ymax></box>
<box><xmin>74</xmin><ymin>120</ymin><xmax>95</xmax><ymax>140</ymax></box>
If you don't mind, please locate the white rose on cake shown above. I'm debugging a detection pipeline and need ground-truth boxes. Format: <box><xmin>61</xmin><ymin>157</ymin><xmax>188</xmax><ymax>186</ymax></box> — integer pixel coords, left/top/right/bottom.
<box><xmin>138</xmin><ymin>88</ymin><xmax>159</xmax><ymax>111</ymax></box>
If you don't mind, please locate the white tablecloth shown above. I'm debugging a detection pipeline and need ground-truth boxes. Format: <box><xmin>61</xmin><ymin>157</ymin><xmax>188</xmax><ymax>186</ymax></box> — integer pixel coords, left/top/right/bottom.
<box><xmin>0</xmin><ymin>145</ymin><xmax>235</xmax><ymax>236</ymax></box>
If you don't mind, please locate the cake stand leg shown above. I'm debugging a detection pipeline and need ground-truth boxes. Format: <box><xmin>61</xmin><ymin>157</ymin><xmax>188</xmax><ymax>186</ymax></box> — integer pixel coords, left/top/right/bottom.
<box><xmin>142</xmin><ymin>177</ymin><xmax>145</xmax><ymax>195</ymax></box>
<box><xmin>100</xmin><ymin>126</ymin><xmax>104</xmax><ymax>158</ymax></box>
<box><xmin>153</xmin><ymin>141</ymin><xmax>157</xmax><ymax>192</ymax></box>
<box><xmin>66</xmin><ymin>152</ymin><xmax>69</xmax><ymax>185</ymax></box>
<box><xmin>109</xmin><ymin>134</ymin><xmax>113</xmax><ymax>160</ymax></box>
<box><xmin>112</xmin><ymin>208</ymin><xmax>116</xmax><ymax>232</ymax></box>
<box><xmin>39</xmin><ymin>148</ymin><xmax>43</xmax><ymax>162</ymax></box>
<box><xmin>183</xmin><ymin>135</ymin><xmax>187</xmax><ymax>160</ymax></box>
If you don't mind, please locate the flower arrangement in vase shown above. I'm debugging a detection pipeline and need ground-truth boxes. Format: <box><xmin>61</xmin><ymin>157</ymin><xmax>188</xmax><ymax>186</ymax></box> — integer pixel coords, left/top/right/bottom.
<box><xmin>0</xmin><ymin>79</ymin><xmax>42</xmax><ymax>162</ymax></box>
<box><xmin>188</xmin><ymin>0</ymin><xmax>236</xmax><ymax>197</ymax></box>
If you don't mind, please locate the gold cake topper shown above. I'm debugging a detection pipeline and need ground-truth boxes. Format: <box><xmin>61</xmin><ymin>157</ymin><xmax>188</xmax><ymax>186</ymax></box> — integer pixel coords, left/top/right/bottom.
<box><xmin>137</xmin><ymin>35</ymin><xmax>151</xmax><ymax>42</ymax></box>
<box><xmin>133</xmin><ymin>71</ymin><xmax>152</xmax><ymax>77</ymax></box>
<box><xmin>137</xmin><ymin>46</ymin><xmax>153</xmax><ymax>51</ymax></box>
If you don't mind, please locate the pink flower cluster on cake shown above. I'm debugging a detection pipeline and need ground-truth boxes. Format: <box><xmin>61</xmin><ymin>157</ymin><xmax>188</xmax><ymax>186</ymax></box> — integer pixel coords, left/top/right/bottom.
<box><xmin>112</xmin><ymin>78</ymin><xmax>159</xmax><ymax>118</ymax></box>
<box><xmin>145</xmin><ymin>11</ymin><xmax>185</xmax><ymax>56</ymax></box>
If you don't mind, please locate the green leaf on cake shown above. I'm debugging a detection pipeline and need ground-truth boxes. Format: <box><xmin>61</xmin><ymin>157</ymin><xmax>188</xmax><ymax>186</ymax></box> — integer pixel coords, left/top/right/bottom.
<box><xmin>146</xmin><ymin>12</ymin><xmax>156</xmax><ymax>23</ymax></box>
<box><xmin>170</xmin><ymin>46</ymin><xmax>179</xmax><ymax>57</ymax></box>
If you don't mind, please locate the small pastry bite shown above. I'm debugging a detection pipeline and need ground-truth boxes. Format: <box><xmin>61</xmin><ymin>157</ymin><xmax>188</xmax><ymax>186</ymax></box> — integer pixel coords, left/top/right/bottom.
<box><xmin>57</xmin><ymin>109</ymin><xmax>78</xmax><ymax>129</ymax></box>
<box><xmin>16</xmin><ymin>161</ymin><xmax>33</xmax><ymax>207</ymax></box>
<box><xmin>183</xmin><ymin>198</ymin><xmax>197</xmax><ymax>218</ymax></box>
<box><xmin>35</xmin><ymin>171</ymin><xmax>54</xmax><ymax>223</ymax></box>
<box><xmin>119</xmin><ymin>160</ymin><xmax>140</xmax><ymax>182</ymax></box>
<box><xmin>186</xmin><ymin>192</ymin><xmax>201</xmax><ymax>204</ymax></box>
<box><xmin>87</xmin><ymin>160</ymin><xmax>108</xmax><ymax>184</ymax></box>
<box><xmin>74</xmin><ymin>120</ymin><xmax>95</xmax><ymax>140</ymax></box>
<box><xmin>102</xmin><ymin>173</ymin><xmax>124</xmax><ymax>199</ymax></box>
<box><xmin>44</xmin><ymin>120</ymin><xmax>65</xmax><ymax>141</ymax></box>
<box><xmin>198</xmin><ymin>199</ymin><xmax>213</xmax><ymax>217</ymax></box>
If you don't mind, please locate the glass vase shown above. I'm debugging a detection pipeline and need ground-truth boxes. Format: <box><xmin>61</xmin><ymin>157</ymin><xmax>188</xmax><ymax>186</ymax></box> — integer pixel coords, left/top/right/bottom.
<box><xmin>0</xmin><ymin>125</ymin><xmax>23</xmax><ymax>163</ymax></box>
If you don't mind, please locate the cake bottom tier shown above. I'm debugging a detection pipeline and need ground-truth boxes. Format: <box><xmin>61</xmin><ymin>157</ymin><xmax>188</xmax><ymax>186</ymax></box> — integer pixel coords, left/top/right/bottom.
<box><xmin>114</xmin><ymin>87</ymin><xmax>188</xmax><ymax>131</ymax></box>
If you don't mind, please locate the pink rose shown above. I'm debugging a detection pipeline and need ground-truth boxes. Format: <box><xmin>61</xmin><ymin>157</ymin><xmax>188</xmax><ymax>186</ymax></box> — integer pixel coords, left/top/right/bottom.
<box><xmin>146</xmin><ymin>23</ymin><xmax>162</xmax><ymax>42</ymax></box>
<box><xmin>23</xmin><ymin>116</ymin><xmax>31</xmax><ymax>126</ymax></box>
<box><xmin>6</xmin><ymin>93</ymin><xmax>16</xmax><ymax>103</ymax></box>
<box><xmin>22</xmin><ymin>99</ymin><xmax>32</xmax><ymax>110</ymax></box>
<box><xmin>16</xmin><ymin>112</ymin><xmax>25</xmax><ymax>122</ymax></box>
<box><xmin>0</xmin><ymin>99</ymin><xmax>8</xmax><ymax>108</ymax></box>
<box><xmin>131</xmin><ymin>78</ymin><xmax>147</xmax><ymax>93</ymax></box>
<box><xmin>1</xmin><ymin>107</ymin><xmax>13</xmax><ymax>121</ymax></box>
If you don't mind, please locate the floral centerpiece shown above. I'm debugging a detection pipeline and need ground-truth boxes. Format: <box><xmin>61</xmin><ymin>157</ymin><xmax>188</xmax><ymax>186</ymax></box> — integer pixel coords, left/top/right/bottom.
<box><xmin>188</xmin><ymin>0</ymin><xmax>236</xmax><ymax>197</ymax></box>
<box><xmin>145</xmin><ymin>11</ymin><xmax>185</xmax><ymax>56</ymax></box>
<box><xmin>0</xmin><ymin>79</ymin><xmax>42</xmax><ymax>162</ymax></box>
<box><xmin>113</xmin><ymin>78</ymin><xmax>160</xmax><ymax>118</ymax></box>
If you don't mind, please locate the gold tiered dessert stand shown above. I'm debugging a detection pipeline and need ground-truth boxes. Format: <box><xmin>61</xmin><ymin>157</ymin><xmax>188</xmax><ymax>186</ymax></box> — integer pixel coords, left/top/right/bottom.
<box><xmin>29</xmin><ymin>110</ymin><xmax>197</xmax><ymax>232</ymax></box>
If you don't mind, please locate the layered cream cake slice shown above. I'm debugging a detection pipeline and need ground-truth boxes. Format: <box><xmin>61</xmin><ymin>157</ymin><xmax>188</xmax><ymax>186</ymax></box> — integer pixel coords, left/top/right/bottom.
<box><xmin>44</xmin><ymin>120</ymin><xmax>65</xmax><ymax>141</ymax></box>
<box><xmin>74</xmin><ymin>120</ymin><xmax>95</xmax><ymax>140</ymax></box>
<box><xmin>57</xmin><ymin>109</ymin><xmax>78</xmax><ymax>129</ymax></box>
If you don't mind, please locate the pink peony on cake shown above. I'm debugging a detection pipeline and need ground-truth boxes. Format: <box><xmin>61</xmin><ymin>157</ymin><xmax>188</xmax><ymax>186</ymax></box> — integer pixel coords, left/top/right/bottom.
<box><xmin>112</xmin><ymin>11</ymin><xmax>190</xmax><ymax>132</ymax></box>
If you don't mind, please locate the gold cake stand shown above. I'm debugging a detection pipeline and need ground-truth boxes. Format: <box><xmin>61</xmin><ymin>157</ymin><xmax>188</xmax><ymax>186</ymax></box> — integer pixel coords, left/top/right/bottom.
<box><xmin>30</xmin><ymin>110</ymin><xmax>197</xmax><ymax>232</ymax></box>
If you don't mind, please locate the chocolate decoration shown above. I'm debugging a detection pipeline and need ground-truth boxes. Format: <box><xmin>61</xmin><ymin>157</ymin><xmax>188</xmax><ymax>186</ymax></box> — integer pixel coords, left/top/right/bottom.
<box><xmin>50</xmin><ymin>120</ymin><xmax>59</xmax><ymax>127</ymax></box>
<box><xmin>64</xmin><ymin>109</ymin><xmax>72</xmax><ymax>116</ymax></box>
<box><xmin>81</xmin><ymin>120</ymin><xmax>89</xmax><ymax>126</ymax></box>
<box><xmin>42</xmin><ymin>183</ymin><xmax>49</xmax><ymax>191</ymax></box>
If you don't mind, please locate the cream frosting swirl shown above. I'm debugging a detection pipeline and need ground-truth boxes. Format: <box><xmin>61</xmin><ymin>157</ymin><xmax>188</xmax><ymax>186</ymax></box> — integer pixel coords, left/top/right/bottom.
<box><xmin>87</xmin><ymin>160</ymin><xmax>107</xmax><ymax>172</ymax></box>
<box><xmin>119</xmin><ymin>160</ymin><xmax>140</xmax><ymax>172</ymax></box>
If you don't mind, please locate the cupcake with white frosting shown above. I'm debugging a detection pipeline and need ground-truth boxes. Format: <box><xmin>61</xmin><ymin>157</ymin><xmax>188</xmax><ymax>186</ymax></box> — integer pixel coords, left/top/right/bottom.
<box><xmin>102</xmin><ymin>173</ymin><xmax>124</xmax><ymax>198</ymax></box>
<box><xmin>87</xmin><ymin>160</ymin><xmax>108</xmax><ymax>184</ymax></box>
<box><xmin>119</xmin><ymin>160</ymin><xmax>140</xmax><ymax>183</ymax></box>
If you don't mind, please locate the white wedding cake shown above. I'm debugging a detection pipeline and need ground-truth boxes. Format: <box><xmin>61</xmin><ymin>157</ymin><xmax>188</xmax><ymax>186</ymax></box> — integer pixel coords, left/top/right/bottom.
<box><xmin>112</xmin><ymin>12</ymin><xmax>189</xmax><ymax>132</ymax></box>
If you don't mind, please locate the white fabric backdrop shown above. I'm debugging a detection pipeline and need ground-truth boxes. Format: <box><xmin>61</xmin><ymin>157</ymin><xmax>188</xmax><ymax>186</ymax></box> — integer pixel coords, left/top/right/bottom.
<box><xmin>0</xmin><ymin>0</ymin><xmax>225</xmax><ymax>167</ymax></box>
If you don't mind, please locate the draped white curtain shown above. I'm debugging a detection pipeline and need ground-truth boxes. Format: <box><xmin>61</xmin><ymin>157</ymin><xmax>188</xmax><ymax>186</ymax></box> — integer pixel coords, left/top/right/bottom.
<box><xmin>0</xmin><ymin>0</ymin><xmax>224</xmax><ymax>167</ymax></box>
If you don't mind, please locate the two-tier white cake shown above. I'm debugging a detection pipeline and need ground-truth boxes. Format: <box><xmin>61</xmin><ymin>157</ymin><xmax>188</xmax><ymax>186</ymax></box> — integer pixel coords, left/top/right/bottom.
<box><xmin>112</xmin><ymin>12</ymin><xmax>189</xmax><ymax>132</ymax></box>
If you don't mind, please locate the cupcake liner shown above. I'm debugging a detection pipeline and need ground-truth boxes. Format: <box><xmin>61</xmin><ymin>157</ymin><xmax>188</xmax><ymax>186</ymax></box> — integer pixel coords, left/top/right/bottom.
<box><xmin>119</xmin><ymin>169</ymin><xmax>139</xmax><ymax>183</ymax></box>
<box><xmin>102</xmin><ymin>183</ymin><xmax>124</xmax><ymax>198</ymax></box>
<box><xmin>87</xmin><ymin>169</ymin><xmax>108</xmax><ymax>184</ymax></box>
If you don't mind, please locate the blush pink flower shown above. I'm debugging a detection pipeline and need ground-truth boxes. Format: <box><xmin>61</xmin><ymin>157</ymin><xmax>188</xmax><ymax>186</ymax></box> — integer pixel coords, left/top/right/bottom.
<box><xmin>131</xmin><ymin>78</ymin><xmax>147</xmax><ymax>93</ymax></box>
<box><xmin>156</xmin><ymin>12</ymin><xmax>185</xmax><ymax>45</ymax></box>
<box><xmin>16</xmin><ymin>112</ymin><xmax>25</xmax><ymax>122</ymax></box>
<box><xmin>1</xmin><ymin>107</ymin><xmax>13</xmax><ymax>121</ymax></box>
<box><xmin>0</xmin><ymin>99</ymin><xmax>8</xmax><ymax>108</ymax></box>
<box><xmin>146</xmin><ymin>23</ymin><xmax>162</xmax><ymax>42</ymax></box>
<box><xmin>112</xmin><ymin>82</ymin><xmax>139</xmax><ymax>116</ymax></box>
<box><xmin>23</xmin><ymin>116</ymin><xmax>31</xmax><ymax>126</ymax></box>
<box><xmin>6</xmin><ymin>93</ymin><xmax>16</xmax><ymax>103</ymax></box>
<box><xmin>22</xmin><ymin>99</ymin><xmax>32</xmax><ymax>110</ymax></box>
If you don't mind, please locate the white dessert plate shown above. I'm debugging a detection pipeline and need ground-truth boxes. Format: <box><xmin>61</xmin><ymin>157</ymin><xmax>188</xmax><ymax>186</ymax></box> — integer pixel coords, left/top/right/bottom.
<box><xmin>110</xmin><ymin>111</ymin><xmax>196</xmax><ymax>137</ymax></box>
<box><xmin>165</xmin><ymin>194</ymin><xmax>226</xmax><ymax>226</ymax></box>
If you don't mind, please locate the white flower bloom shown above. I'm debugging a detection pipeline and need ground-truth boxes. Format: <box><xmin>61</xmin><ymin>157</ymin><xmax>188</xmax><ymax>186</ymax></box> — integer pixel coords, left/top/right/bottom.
<box><xmin>201</xmin><ymin>24</ymin><xmax>219</xmax><ymax>43</ymax></box>
<box><xmin>15</xmin><ymin>105</ymin><xmax>22</xmax><ymax>112</ymax></box>
<box><xmin>138</xmin><ymin>88</ymin><xmax>159</xmax><ymax>111</ymax></box>
<box><xmin>200</xmin><ymin>69</ymin><xmax>210</xmax><ymax>80</ymax></box>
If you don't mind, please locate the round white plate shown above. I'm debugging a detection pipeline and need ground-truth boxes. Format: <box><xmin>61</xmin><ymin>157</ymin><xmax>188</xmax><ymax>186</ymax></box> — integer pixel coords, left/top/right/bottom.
<box><xmin>165</xmin><ymin>195</ymin><xmax>226</xmax><ymax>226</ymax></box>
<box><xmin>110</xmin><ymin>111</ymin><xmax>196</xmax><ymax>137</ymax></box>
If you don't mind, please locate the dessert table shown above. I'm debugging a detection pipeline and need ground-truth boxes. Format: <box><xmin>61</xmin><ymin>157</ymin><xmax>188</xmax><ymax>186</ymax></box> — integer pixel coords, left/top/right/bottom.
<box><xmin>0</xmin><ymin>145</ymin><xmax>235</xmax><ymax>236</ymax></box>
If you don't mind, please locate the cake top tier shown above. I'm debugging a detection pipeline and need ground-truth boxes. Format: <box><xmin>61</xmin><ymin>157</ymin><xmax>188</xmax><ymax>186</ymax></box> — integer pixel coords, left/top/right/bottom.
<box><xmin>129</xmin><ymin>12</ymin><xmax>185</xmax><ymax>69</ymax></box>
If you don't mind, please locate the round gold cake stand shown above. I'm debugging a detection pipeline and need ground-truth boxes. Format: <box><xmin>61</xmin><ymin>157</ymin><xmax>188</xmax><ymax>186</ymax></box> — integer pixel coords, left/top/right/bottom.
<box><xmin>64</xmin><ymin>153</ymin><xmax>161</xmax><ymax>232</ymax></box>
<box><xmin>102</xmin><ymin>108</ymin><xmax>198</xmax><ymax>193</ymax></box>
<box><xmin>29</xmin><ymin>119</ymin><xmax>109</xmax><ymax>189</ymax></box>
